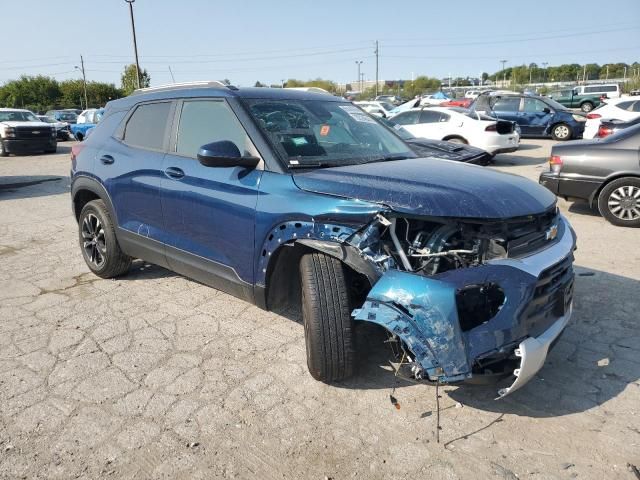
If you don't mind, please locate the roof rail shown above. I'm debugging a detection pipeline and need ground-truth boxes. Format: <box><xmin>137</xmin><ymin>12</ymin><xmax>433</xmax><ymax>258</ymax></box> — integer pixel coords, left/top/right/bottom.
<box><xmin>131</xmin><ymin>80</ymin><xmax>237</xmax><ymax>95</ymax></box>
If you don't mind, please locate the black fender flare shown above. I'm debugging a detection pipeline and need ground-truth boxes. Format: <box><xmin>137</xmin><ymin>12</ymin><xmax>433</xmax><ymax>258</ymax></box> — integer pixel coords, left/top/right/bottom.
<box><xmin>70</xmin><ymin>175</ymin><xmax>118</xmax><ymax>224</ymax></box>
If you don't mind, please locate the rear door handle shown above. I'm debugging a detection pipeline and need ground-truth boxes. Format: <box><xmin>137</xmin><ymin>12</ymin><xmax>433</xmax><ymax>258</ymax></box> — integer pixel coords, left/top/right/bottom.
<box><xmin>164</xmin><ymin>167</ymin><xmax>185</xmax><ymax>179</ymax></box>
<box><xmin>99</xmin><ymin>155</ymin><xmax>114</xmax><ymax>165</ymax></box>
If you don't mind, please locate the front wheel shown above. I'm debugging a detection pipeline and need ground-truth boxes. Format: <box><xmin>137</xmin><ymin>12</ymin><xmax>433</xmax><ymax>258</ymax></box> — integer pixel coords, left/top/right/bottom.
<box><xmin>580</xmin><ymin>102</ymin><xmax>594</xmax><ymax>113</ymax></box>
<box><xmin>300</xmin><ymin>252</ymin><xmax>355</xmax><ymax>383</ymax></box>
<box><xmin>551</xmin><ymin>123</ymin><xmax>573</xmax><ymax>141</ymax></box>
<box><xmin>597</xmin><ymin>178</ymin><xmax>640</xmax><ymax>227</ymax></box>
<box><xmin>0</xmin><ymin>141</ymin><xmax>7</xmax><ymax>157</ymax></box>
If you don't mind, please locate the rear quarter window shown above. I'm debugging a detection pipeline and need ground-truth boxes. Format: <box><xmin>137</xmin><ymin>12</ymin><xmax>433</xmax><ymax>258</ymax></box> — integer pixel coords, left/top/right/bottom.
<box><xmin>123</xmin><ymin>102</ymin><xmax>172</xmax><ymax>150</ymax></box>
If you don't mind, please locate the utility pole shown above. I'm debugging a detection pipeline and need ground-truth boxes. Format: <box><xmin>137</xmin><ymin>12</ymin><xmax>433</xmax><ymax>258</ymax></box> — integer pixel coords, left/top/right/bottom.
<box><xmin>623</xmin><ymin>66</ymin><xmax>627</xmax><ymax>83</ymax></box>
<box><xmin>75</xmin><ymin>56</ymin><xmax>88</xmax><ymax>110</ymax></box>
<box><xmin>374</xmin><ymin>40</ymin><xmax>379</xmax><ymax>97</ymax></box>
<box><xmin>606</xmin><ymin>65</ymin><xmax>609</xmax><ymax>81</ymax></box>
<box><xmin>500</xmin><ymin>60</ymin><xmax>507</xmax><ymax>88</ymax></box>
<box><xmin>168</xmin><ymin>66</ymin><xmax>175</xmax><ymax>83</ymax></box>
<box><xmin>355</xmin><ymin>60</ymin><xmax>363</xmax><ymax>93</ymax></box>
<box><xmin>542</xmin><ymin>62</ymin><xmax>548</xmax><ymax>83</ymax></box>
<box><xmin>125</xmin><ymin>0</ymin><xmax>142</xmax><ymax>89</ymax></box>
<box><xmin>582</xmin><ymin>64</ymin><xmax>587</xmax><ymax>84</ymax></box>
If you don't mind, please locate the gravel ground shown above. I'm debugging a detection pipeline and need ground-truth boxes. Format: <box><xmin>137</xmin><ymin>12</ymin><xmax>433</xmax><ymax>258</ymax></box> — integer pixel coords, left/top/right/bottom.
<box><xmin>0</xmin><ymin>140</ymin><xmax>638</xmax><ymax>479</ymax></box>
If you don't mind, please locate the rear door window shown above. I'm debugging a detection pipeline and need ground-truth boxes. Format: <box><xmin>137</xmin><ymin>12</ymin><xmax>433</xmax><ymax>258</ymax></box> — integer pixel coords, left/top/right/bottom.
<box><xmin>419</xmin><ymin>110</ymin><xmax>444</xmax><ymax>123</ymax></box>
<box><xmin>123</xmin><ymin>102</ymin><xmax>172</xmax><ymax>151</ymax></box>
<box><xmin>392</xmin><ymin>111</ymin><xmax>420</xmax><ymax>125</ymax></box>
<box><xmin>492</xmin><ymin>97</ymin><xmax>521</xmax><ymax>112</ymax></box>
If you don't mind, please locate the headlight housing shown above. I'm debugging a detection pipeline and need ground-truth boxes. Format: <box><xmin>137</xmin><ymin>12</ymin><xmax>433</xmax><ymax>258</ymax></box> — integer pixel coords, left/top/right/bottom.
<box><xmin>4</xmin><ymin>127</ymin><xmax>16</xmax><ymax>138</ymax></box>
<box><xmin>572</xmin><ymin>114</ymin><xmax>586</xmax><ymax>122</ymax></box>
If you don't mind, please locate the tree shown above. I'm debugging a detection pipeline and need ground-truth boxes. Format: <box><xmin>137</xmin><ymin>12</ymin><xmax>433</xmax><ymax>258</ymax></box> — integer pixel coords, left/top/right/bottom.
<box><xmin>121</xmin><ymin>64</ymin><xmax>150</xmax><ymax>96</ymax></box>
<box><xmin>0</xmin><ymin>75</ymin><xmax>61</xmax><ymax>112</ymax></box>
<box><xmin>254</xmin><ymin>81</ymin><xmax>265</xmax><ymax>87</ymax></box>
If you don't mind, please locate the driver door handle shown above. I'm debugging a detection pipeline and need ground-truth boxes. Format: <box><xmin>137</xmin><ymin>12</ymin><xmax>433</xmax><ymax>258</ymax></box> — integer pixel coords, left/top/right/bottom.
<box><xmin>164</xmin><ymin>166</ymin><xmax>185</xmax><ymax>179</ymax></box>
<box><xmin>99</xmin><ymin>155</ymin><xmax>114</xmax><ymax>165</ymax></box>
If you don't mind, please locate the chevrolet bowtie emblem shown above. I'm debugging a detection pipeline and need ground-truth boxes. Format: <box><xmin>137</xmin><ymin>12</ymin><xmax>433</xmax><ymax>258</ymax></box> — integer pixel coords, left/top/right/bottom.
<box><xmin>546</xmin><ymin>224</ymin><xmax>558</xmax><ymax>241</ymax></box>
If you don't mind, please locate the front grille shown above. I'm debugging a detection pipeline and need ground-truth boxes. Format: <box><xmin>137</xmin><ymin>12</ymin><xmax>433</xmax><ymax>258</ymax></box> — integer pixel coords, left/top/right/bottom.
<box><xmin>14</xmin><ymin>127</ymin><xmax>53</xmax><ymax>139</ymax></box>
<box><xmin>505</xmin><ymin>209</ymin><xmax>560</xmax><ymax>258</ymax></box>
<box><xmin>521</xmin><ymin>255</ymin><xmax>574</xmax><ymax>334</ymax></box>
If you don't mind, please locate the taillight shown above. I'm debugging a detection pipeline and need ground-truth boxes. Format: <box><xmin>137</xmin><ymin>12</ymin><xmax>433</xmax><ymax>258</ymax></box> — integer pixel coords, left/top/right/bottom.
<box><xmin>586</xmin><ymin>113</ymin><xmax>601</xmax><ymax>120</ymax></box>
<box><xmin>549</xmin><ymin>155</ymin><xmax>563</xmax><ymax>173</ymax></box>
<box><xmin>70</xmin><ymin>144</ymin><xmax>85</xmax><ymax>163</ymax></box>
<box><xmin>485</xmin><ymin>123</ymin><xmax>497</xmax><ymax>131</ymax></box>
<box><xmin>597</xmin><ymin>125</ymin><xmax>613</xmax><ymax>138</ymax></box>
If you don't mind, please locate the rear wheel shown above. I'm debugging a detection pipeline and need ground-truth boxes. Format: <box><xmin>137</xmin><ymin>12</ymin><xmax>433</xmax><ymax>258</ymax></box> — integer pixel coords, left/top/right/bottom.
<box><xmin>597</xmin><ymin>177</ymin><xmax>640</xmax><ymax>227</ymax></box>
<box><xmin>78</xmin><ymin>200</ymin><xmax>132</xmax><ymax>277</ymax></box>
<box><xmin>580</xmin><ymin>102</ymin><xmax>594</xmax><ymax>113</ymax></box>
<box><xmin>300</xmin><ymin>252</ymin><xmax>355</xmax><ymax>383</ymax></box>
<box><xmin>551</xmin><ymin>123</ymin><xmax>572</xmax><ymax>141</ymax></box>
<box><xmin>0</xmin><ymin>142</ymin><xmax>7</xmax><ymax>157</ymax></box>
<box><xmin>75</xmin><ymin>133</ymin><xmax>84</xmax><ymax>142</ymax></box>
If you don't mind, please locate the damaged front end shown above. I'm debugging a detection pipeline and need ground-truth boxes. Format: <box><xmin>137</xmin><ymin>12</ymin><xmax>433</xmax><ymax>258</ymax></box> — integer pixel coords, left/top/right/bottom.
<box><xmin>348</xmin><ymin>209</ymin><xmax>576</xmax><ymax>398</ymax></box>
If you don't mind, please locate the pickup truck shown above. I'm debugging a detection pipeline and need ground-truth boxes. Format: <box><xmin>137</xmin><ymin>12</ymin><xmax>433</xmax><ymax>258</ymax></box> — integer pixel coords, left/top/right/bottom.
<box><xmin>546</xmin><ymin>89</ymin><xmax>601</xmax><ymax>113</ymax></box>
<box><xmin>0</xmin><ymin>108</ymin><xmax>57</xmax><ymax>156</ymax></box>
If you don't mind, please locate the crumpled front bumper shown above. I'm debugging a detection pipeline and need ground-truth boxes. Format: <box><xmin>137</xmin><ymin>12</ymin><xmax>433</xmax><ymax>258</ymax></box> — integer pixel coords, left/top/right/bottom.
<box><xmin>352</xmin><ymin>214</ymin><xmax>576</xmax><ymax>397</ymax></box>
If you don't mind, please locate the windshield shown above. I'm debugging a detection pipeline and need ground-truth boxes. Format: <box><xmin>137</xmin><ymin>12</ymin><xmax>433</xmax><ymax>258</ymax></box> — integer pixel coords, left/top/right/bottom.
<box><xmin>377</xmin><ymin>117</ymin><xmax>415</xmax><ymax>140</ymax></box>
<box><xmin>57</xmin><ymin>112</ymin><xmax>77</xmax><ymax>122</ymax></box>
<box><xmin>0</xmin><ymin>111</ymin><xmax>41</xmax><ymax>122</ymax></box>
<box><xmin>379</xmin><ymin>102</ymin><xmax>394</xmax><ymax>111</ymax></box>
<box><xmin>246</xmin><ymin>99</ymin><xmax>415</xmax><ymax>167</ymax></box>
<box><xmin>542</xmin><ymin>97</ymin><xmax>567</xmax><ymax>110</ymax></box>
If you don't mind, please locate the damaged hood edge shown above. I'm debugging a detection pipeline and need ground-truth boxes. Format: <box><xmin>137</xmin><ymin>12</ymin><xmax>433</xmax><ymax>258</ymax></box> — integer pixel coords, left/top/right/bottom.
<box><xmin>292</xmin><ymin>158</ymin><xmax>556</xmax><ymax>219</ymax></box>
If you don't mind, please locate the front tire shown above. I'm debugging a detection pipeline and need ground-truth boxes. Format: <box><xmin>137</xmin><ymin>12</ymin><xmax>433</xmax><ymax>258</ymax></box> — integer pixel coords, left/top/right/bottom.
<box><xmin>78</xmin><ymin>200</ymin><xmax>132</xmax><ymax>277</ymax></box>
<box><xmin>580</xmin><ymin>102</ymin><xmax>594</xmax><ymax>113</ymax></box>
<box><xmin>0</xmin><ymin>141</ymin><xmax>7</xmax><ymax>157</ymax></box>
<box><xmin>300</xmin><ymin>252</ymin><xmax>355</xmax><ymax>383</ymax></box>
<box><xmin>551</xmin><ymin>123</ymin><xmax>572</xmax><ymax>141</ymax></box>
<box><xmin>597</xmin><ymin>177</ymin><xmax>640</xmax><ymax>227</ymax></box>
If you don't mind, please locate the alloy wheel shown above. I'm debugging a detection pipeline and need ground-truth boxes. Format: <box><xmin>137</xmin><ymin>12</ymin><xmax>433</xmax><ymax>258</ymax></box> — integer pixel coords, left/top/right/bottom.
<box><xmin>81</xmin><ymin>213</ymin><xmax>107</xmax><ymax>268</ymax></box>
<box><xmin>608</xmin><ymin>185</ymin><xmax>640</xmax><ymax>221</ymax></box>
<box><xmin>554</xmin><ymin>125</ymin><xmax>570</xmax><ymax>139</ymax></box>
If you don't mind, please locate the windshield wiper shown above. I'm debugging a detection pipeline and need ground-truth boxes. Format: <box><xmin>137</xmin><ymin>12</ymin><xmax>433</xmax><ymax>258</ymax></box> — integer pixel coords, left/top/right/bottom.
<box><xmin>366</xmin><ymin>154</ymin><xmax>412</xmax><ymax>163</ymax></box>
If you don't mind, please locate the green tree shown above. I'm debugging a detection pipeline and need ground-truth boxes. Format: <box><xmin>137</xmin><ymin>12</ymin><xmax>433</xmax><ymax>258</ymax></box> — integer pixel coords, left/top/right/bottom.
<box><xmin>121</xmin><ymin>64</ymin><xmax>150</xmax><ymax>96</ymax></box>
<box><xmin>0</xmin><ymin>75</ymin><xmax>61</xmax><ymax>112</ymax></box>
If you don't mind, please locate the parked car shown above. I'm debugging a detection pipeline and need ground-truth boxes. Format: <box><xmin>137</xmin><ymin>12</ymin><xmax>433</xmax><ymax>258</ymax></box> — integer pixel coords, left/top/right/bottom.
<box><xmin>546</xmin><ymin>89</ymin><xmax>601</xmax><ymax>112</ymax></box>
<box><xmin>583</xmin><ymin>97</ymin><xmax>640</xmax><ymax>138</ymax></box>
<box><xmin>390</xmin><ymin>106</ymin><xmax>519</xmax><ymax>155</ymax></box>
<box><xmin>539</xmin><ymin>122</ymin><xmax>640</xmax><ymax>227</ymax></box>
<box><xmin>595</xmin><ymin>116</ymin><xmax>640</xmax><ymax>138</ymax></box>
<box><xmin>71</xmin><ymin>108</ymin><xmax>104</xmax><ymax>141</ymax></box>
<box><xmin>375</xmin><ymin>94</ymin><xmax>403</xmax><ymax>105</ymax></box>
<box><xmin>45</xmin><ymin>109</ymin><xmax>78</xmax><ymax>124</ymax></box>
<box><xmin>472</xmin><ymin>92</ymin><xmax>586</xmax><ymax>140</ymax></box>
<box><xmin>71</xmin><ymin>82</ymin><xmax>575</xmax><ymax>397</ymax></box>
<box><xmin>574</xmin><ymin>84</ymin><xmax>621</xmax><ymax>99</ymax></box>
<box><xmin>0</xmin><ymin>108</ymin><xmax>57</xmax><ymax>156</ymax></box>
<box><xmin>440</xmin><ymin>98</ymin><xmax>473</xmax><ymax>108</ymax></box>
<box><xmin>38</xmin><ymin>115</ymin><xmax>72</xmax><ymax>141</ymax></box>
<box><xmin>354</xmin><ymin>101</ymin><xmax>395</xmax><ymax>118</ymax></box>
<box><xmin>378</xmin><ymin>117</ymin><xmax>493</xmax><ymax>165</ymax></box>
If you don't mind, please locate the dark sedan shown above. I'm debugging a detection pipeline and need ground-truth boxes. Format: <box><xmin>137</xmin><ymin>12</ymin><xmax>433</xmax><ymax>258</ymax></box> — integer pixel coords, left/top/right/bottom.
<box><xmin>379</xmin><ymin>117</ymin><xmax>493</xmax><ymax>165</ymax></box>
<box><xmin>539</xmin><ymin>123</ymin><xmax>640</xmax><ymax>227</ymax></box>
<box><xmin>596</xmin><ymin>116</ymin><xmax>640</xmax><ymax>138</ymax></box>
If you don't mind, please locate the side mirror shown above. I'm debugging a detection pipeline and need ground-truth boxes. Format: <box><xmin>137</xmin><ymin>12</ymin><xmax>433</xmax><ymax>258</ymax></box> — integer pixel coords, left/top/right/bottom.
<box><xmin>542</xmin><ymin>107</ymin><xmax>551</xmax><ymax>114</ymax></box>
<box><xmin>197</xmin><ymin>140</ymin><xmax>260</xmax><ymax>169</ymax></box>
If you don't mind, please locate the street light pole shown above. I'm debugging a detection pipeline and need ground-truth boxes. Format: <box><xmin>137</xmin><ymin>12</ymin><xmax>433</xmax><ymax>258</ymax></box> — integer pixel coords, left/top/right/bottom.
<box><xmin>74</xmin><ymin>56</ymin><xmax>88</xmax><ymax>110</ymax></box>
<box><xmin>500</xmin><ymin>60</ymin><xmax>507</xmax><ymax>88</ymax></box>
<box><xmin>542</xmin><ymin>62</ymin><xmax>548</xmax><ymax>83</ymax></box>
<box><xmin>355</xmin><ymin>60</ymin><xmax>363</xmax><ymax>93</ymax></box>
<box><xmin>125</xmin><ymin>0</ymin><xmax>142</xmax><ymax>89</ymax></box>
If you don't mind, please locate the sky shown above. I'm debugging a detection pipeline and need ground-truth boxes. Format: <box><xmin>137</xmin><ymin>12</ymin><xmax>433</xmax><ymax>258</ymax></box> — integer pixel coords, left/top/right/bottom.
<box><xmin>2</xmin><ymin>0</ymin><xmax>639</xmax><ymax>88</ymax></box>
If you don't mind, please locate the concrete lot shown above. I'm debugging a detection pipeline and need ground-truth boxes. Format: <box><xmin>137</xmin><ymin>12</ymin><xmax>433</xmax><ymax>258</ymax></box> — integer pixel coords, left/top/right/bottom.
<box><xmin>0</xmin><ymin>140</ymin><xmax>638</xmax><ymax>479</ymax></box>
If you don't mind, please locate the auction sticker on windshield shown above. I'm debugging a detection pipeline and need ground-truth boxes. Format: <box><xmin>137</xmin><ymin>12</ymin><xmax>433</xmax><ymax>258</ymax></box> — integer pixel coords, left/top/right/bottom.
<box><xmin>340</xmin><ymin>105</ymin><xmax>377</xmax><ymax>124</ymax></box>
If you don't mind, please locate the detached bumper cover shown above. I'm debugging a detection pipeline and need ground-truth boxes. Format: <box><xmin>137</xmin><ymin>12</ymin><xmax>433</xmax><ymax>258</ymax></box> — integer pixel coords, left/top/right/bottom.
<box><xmin>497</xmin><ymin>305</ymin><xmax>571</xmax><ymax>398</ymax></box>
<box><xmin>352</xmin><ymin>214</ymin><xmax>576</xmax><ymax>395</ymax></box>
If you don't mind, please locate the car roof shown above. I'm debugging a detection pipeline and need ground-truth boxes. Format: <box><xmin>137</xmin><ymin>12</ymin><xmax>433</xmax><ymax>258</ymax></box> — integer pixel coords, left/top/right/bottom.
<box><xmin>0</xmin><ymin>108</ymin><xmax>31</xmax><ymax>112</ymax></box>
<box><xmin>106</xmin><ymin>82</ymin><xmax>344</xmax><ymax>111</ymax></box>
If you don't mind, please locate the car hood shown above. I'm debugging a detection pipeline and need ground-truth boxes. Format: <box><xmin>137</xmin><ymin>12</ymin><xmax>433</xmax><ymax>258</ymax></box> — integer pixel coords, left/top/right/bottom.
<box><xmin>292</xmin><ymin>158</ymin><xmax>556</xmax><ymax>219</ymax></box>
<box><xmin>406</xmin><ymin>138</ymin><xmax>486</xmax><ymax>157</ymax></box>
<box><xmin>0</xmin><ymin>121</ymin><xmax>53</xmax><ymax>128</ymax></box>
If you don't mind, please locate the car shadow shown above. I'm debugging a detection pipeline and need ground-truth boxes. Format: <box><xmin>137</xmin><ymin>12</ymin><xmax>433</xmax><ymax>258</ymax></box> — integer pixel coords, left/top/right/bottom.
<box><xmin>567</xmin><ymin>201</ymin><xmax>601</xmax><ymax>217</ymax></box>
<box><xmin>337</xmin><ymin>266</ymin><xmax>639</xmax><ymax>415</ymax></box>
<box><xmin>492</xmin><ymin>154</ymin><xmax>548</xmax><ymax>167</ymax></box>
<box><xmin>119</xmin><ymin>260</ymin><xmax>179</xmax><ymax>281</ymax></box>
<box><xmin>515</xmin><ymin>143</ymin><xmax>542</xmax><ymax>151</ymax></box>
<box><xmin>0</xmin><ymin>175</ymin><xmax>69</xmax><ymax>200</ymax></box>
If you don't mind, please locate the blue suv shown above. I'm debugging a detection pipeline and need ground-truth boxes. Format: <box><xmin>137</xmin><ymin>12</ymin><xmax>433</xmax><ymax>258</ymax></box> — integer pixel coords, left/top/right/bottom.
<box><xmin>71</xmin><ymin>82</ymin><xmax>576</xmax><ymax>396</ymax></box>
<box><xmin>472</xmin><ymin>93</ymin><xmax>586</xmax><ymax>141</ymax></box>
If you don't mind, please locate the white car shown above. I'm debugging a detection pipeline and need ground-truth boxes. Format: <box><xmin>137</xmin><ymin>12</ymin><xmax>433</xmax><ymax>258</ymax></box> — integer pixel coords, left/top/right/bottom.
<box><xmin>354</xmin><ymin>101</ymin><xmax>395</xmax><ymax>118</ymax></box>
<box><xmin>583</xmin><ymin>98</ymin><xmax>640</xmax><ymax>138</ymax></box>
<box><xmin>76</xmin><ymin>108</ymin><xmax>102</xmax><ymax>124</ymax></box>
<box><xmin>390</xmin><ymin>107</ymin><xmax>520</xmax><ymax>155</ymax></box>
<box><xmin>574</xmin><ymin>84</ymin><xmax>621</xmax><ymax>99</ymax></box>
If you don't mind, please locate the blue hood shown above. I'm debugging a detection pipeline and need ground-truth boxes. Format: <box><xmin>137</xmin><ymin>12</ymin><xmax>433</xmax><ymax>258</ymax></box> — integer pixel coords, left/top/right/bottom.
<box><xmin>292</xmin><ymin>158</ymin><xmax>556</xmax><ymax>219</ymax></box>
